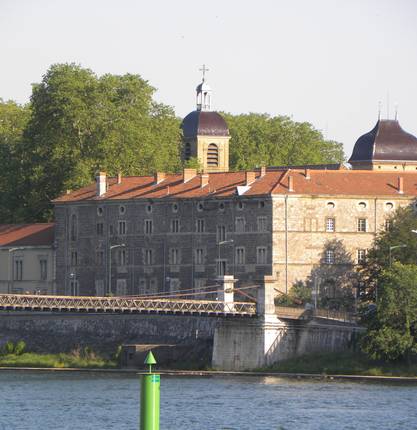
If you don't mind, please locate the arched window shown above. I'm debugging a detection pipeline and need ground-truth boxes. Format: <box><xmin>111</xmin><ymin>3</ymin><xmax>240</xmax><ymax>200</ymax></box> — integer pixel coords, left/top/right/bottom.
<box><xmin>70</xmin><ymin>214</ymin><xmax>77</xmax><ymax>241</ymax></box>
<box><xmin>207</xmin><ymin>143</ymin><xmax>219</xmax><ymax>167</ymax></box>
<box><xmin>184</xmin><ymin>142</ymin><xmax>191</xmax><ymax>160</ymax></box>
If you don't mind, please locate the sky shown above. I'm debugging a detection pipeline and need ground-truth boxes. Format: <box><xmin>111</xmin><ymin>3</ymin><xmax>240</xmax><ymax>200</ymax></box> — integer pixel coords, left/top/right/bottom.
<box><xmin>1</xmin><ymin>0</ymin><xmax>417</xmax><ymax>158</ymax></box>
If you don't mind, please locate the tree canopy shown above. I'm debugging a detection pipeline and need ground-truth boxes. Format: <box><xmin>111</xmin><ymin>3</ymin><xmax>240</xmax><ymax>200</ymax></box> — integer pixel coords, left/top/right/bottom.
<box><xmin>0</xmin><ymin>63</ymin><xmax>346</xmax><ymax>222</ymax></box>
<box><xmin>223</xmin><ymin>113</ymin><xmax>345</xmax><ymax>170</ymax></box>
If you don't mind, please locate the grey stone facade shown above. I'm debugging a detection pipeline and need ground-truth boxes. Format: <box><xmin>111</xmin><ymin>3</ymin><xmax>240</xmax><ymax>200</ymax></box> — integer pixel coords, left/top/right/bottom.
<box><xmin>54</xmin><ymin>196</ymin><xmax>273</xmax><ymax>296</ymax></box>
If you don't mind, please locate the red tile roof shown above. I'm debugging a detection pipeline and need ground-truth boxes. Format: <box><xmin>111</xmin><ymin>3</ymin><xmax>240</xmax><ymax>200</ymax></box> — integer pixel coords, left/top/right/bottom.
<box><xmin>0</xmin><ymin>224</ymin><xmax>55</xmax><ymax>247</ymax></box>
<box><xmin>53</xmin><ymin>169</ymin><xmax>417</xmax><ymax>203</ymax></box>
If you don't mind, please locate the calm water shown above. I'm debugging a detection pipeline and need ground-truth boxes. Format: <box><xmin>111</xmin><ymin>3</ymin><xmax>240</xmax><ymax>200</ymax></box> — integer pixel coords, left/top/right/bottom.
<box><xmin>0</xmin><ymin>371</ymin><xmax>416</xmax><ymax>430</ymax></box>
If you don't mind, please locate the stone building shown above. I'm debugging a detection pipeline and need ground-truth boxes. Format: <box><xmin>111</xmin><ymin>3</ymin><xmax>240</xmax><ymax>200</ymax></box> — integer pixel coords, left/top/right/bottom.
<box><xmin>0</xmin><ymin>224</ymin><xmax>56</xmax><ymax>294</ymax></box>
<box><xmin>52</xmin><ymin>78</ymin><xmax>417</xmax><ymax>298</ymax></box>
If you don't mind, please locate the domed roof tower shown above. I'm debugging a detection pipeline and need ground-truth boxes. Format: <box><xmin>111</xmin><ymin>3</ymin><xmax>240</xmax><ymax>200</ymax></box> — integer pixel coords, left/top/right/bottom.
<box><xmin>349</xmin><ymin>119</ymin><xmax>417</xmax><ymax>171</ymax></box>
<box><xmin>180</xmin><ymin>66</ymin><xmax>230</xmax><ymax>173</ymax></box>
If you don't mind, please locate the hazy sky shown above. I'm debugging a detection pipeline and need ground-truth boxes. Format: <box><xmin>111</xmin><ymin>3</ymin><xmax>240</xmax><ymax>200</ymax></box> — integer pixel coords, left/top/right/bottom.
<box><xmin>1</xmin><ymin>0</ymin><xmax>416</xmax><ymax>157</ymax></box>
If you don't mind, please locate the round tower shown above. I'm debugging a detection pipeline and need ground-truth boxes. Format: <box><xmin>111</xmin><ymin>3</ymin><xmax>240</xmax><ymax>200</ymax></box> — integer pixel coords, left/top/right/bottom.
<box><xmin>181</xmin><ymin>69</ymin><xmax>230</xmax><ymax>173</ymax></box>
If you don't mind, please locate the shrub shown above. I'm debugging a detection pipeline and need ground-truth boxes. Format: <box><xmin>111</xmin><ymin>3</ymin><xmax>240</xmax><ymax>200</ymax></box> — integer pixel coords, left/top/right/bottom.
<box><xmin>4</xmin><ymin>341</ymin><xmax>14</xmax><ymax>354</ymax></box>
<box><xmin>14</xmin><ymin>341</ymin><xmax>26</xmax><ymax>356</ymax></box>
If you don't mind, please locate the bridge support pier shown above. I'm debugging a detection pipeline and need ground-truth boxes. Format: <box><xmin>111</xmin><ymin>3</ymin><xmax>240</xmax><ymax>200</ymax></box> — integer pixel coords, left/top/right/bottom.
<box><xmin>217</xmin><ymin>275</ymin><xmax>236</xmax><ymax>312</ymax></box>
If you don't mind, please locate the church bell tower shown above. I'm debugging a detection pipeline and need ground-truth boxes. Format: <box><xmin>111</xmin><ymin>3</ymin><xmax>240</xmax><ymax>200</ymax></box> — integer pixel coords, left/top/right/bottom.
<box><xmin>180</xmin><ymin>66</ymin><xmax>230</xmax><ymax>173</ymax></box>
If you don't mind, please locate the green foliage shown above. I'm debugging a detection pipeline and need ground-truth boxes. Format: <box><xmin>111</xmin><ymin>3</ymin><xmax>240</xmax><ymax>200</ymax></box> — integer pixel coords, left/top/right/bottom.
<box><xmin>361</xmin><ymin>262</ymin><xmax>417</xmax><ymax>362</ymax></box>
<box><xmin>275</xmin><ymin>281</ymin><xmax>312</xmax><ymax>306</ymax></box>
<box><xmin>113</xmin><ymin>345</ymin><xmax>123</xmax><ymax>362</ymax></box>
<box><xmin>14</xmin><ymin>340</ymin><xmax>26</xmax><ymax>356</ymax></box>
<box><xmin>261</xmin><ymin>351</ymin><xmax>417</xmax><ymax>377</ymax></box>
<box><xmin>358</xmin><ymin>205</ymin><xmax>417</xmax><ymax>301</ymax></box>
<box><xmin>223</xmin><ymin>113</ymin><xmax>345</xmax><ymax>171</ymax></box>
<box><xmin>183</xmin><ymin>156</ymin><xmax>203</xmax><ymax>171</ymax></box>
<box><xmin>0</xmin><ymin>352</ymin><xmax>116</xmax><ymax>369</ymax></box>
<box><xmin>3</xmin><ymin>341</ymin><xmax>15</xmax><ymax>355</ymax></box>
<box><xmin>10</xmin><ymin>63</ymin><xmax>182</xmax><ymax>222</ymax></box>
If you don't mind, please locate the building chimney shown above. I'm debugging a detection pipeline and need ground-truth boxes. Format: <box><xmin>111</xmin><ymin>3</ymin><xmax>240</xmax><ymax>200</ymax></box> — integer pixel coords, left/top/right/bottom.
<box><xmin>398</xmin><ymin>176</ymin><xmax>404</xmax><ymax>194</ymax></box>
<box><xmin>183</xmin><ymin>168</ymin><xmax>197</xmax><ymax>183</ymax></box>
<box><xmin>288</xmin><ymin>175</ymin><xmax>294</xmax><ymax>192</ymax></box>
<box><xmin>96</xmin><ymin>172</ymin><xmax>107</xmax><ymax>197</ymax></box>
<box><xmin>117</xmin><ymin>172</ymin><xmax>122</xmax><ymax>184</ymax></box>
<box><xmin>154</xmin><ymin>171</ymin><xmax>166</xmax><ymax>184</ymax></box>
<box><xmin>260</xmin><ymin>166</ymin><xmax>266</xmax><ymax>177</ymax></box>
<box><xmin>200</xmin><ymin>174</ymin><xmax>209</xmax><ymax>188</ymax></box>
<box><xmin>245</xmin><ymin>171</ymin><xmax>256</xmax><ymax>186</ymax></box>
<box><xmin>305</xmin><ymin>168</ymin><xmax>311</xmax><ymax>180</ymax></box>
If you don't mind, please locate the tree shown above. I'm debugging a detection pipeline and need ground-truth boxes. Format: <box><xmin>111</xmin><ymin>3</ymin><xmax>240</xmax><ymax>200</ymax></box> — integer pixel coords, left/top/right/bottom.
<box><xmin>361</xmin><ymin>262</ymin><xmax>417</xmax><ymax>362</ymax></box>
<box><xmin>358</xmin><ymin>205</ymin><xmax>417</xmax><ymax>302</ymax></box>
<box><xmin>222</xmin><ymin>113</ymin><xmax>345</xmax><ymax>171</ymax></box>
<box><xmin>17</xmin><ymin>63</ymin><xmax>181</xmax><ymax>221</ymax></box>
<box><xmin>0</xmin><ymin>99</ymin><xmax>30</xmax><ymax>222</ymax></box>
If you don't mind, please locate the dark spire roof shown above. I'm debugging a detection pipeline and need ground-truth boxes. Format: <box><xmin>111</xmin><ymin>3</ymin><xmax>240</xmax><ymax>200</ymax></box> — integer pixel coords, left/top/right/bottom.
<box><xmin>181</xmin><ymin>111</ymin><xmax>229</xmax><ymax>138</ymax></box>
<box><xmin>349</xmin><ymin>119</ymin><xmax>417</xmax><ymax>164</ymax></box>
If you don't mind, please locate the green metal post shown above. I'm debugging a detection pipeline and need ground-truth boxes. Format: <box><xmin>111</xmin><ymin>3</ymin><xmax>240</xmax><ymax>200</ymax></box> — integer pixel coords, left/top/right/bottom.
<box><xmin>140</xmin><ymin>351</ymin><xmax>160</xmax><ymax>430</ymax></box>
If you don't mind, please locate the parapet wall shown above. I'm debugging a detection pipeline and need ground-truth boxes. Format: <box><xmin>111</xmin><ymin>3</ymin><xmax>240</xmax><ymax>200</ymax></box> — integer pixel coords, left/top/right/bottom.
<box><xmin>0</xmin><ymin>312</ymin><xmax>217</xmax><ymax>356</ymax></box>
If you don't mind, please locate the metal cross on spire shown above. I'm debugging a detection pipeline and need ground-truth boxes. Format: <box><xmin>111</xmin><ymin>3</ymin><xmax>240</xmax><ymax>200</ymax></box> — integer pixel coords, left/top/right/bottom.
<box><xmin>199</xmin><ymin>64</ymin><xmax>209</xmax><ymax>82</ymax></box>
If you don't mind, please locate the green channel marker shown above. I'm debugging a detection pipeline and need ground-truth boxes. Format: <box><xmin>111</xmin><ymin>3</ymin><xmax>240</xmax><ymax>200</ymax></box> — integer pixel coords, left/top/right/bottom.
<box><xmin>140</xmin><ymin>351</ymin><xmax>160</xmax><ymax>430</ymax></box>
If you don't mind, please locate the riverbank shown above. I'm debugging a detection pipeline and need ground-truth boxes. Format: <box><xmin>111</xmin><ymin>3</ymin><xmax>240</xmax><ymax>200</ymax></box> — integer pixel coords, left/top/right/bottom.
<box><xmin>260</xmin><ymin>351</ymin><xmax>417</xmax><ymax>377</ymax></box>
<box><xmin>0</xmin><ymin>352</ymin><xmax>117</xmax><ymax>369</ymax></box>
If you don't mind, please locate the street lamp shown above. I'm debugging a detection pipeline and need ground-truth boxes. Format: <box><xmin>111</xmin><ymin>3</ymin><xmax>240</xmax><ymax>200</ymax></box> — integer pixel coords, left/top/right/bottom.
<box><xmin>217</xmin><ymin>239</ymin><xmax>234</xmax><ymax>277</ymax></box>
<box><xmin>69</xmin><ymin>272</ymin><xmax>77</xmax><ymax>296</ymax></box>
<box><xmin>108</xmin><ymin>244</ymin><xmax>125</xmax><ymax>295</ymax></box>
<box><xmin>389</xmin><ymin>244</ymin><xmax>407</xmax><ymax>267</ymax></box>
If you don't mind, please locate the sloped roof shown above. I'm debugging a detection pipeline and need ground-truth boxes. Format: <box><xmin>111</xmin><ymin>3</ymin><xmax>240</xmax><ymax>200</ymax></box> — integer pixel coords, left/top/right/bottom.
<box><xmin>53</xmin><ymin>169</ymin><xmax>417</xmax><ymax>204</ymax></box>
<box><xmin>0</xmin><ymin>224</ymin><xmax>55</xmax><ymax>247</ymax></box>
<box><xmin>349</xmin><ymin>119</ymin><xmax>417</xmax><ymax>164</ymax></box>
<box><xmin>181</xmin><ymin>111</ymin><xmax>229</xmax><ymax>137</ymax></box>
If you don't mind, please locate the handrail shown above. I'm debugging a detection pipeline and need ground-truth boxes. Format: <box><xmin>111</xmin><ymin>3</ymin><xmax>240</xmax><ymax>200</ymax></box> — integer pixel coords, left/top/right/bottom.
<box><xmin>0</xmin><ymin>294</ymin><xmax>256</xmax><ymax>317</ymax></box>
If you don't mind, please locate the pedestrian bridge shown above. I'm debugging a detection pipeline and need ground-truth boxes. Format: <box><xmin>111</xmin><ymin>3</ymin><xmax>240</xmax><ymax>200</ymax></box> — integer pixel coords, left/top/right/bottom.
<box><xmin>0</xmin><ymin>293</ymin><xmax>256</xmax><ymax>318</ymax></box>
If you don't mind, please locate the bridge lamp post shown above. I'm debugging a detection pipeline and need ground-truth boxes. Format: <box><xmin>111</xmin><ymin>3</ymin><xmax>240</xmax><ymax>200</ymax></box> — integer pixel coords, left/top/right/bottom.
<box><xmin>108</xmin><ymin>244</ymin><xmax>125</xmax><ymax>296</ymax></box>
<box><xmin>218</xmin><ymin>240</ymin><xmax>234</xmax><ymax>277</ymax></box>
<box><xmin>8</xmin><ymin>247</ymin><xmax>29</xmax><ymax>294</ymax></box>
<box><xmin>389</xmin><ymin>244</ymin><xmax>407</xmax><ymax>267</ymax></box>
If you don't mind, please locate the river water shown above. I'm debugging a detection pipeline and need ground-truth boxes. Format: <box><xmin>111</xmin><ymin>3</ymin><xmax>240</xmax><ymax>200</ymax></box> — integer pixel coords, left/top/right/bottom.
<box><xmin>0</xmin><ymin>371</ymin><xmax>416</xmax><ymax>430</ymax></box>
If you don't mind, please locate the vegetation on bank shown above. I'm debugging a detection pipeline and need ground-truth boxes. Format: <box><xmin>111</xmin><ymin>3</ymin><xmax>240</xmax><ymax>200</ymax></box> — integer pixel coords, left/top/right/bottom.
<box><xmin>0</xmin><ymin>341</ymin><xmax>117</xmax><ymax>369</ymax></box>
<box><xmin>261</xmin><ymin>352</ymin><xmax>417</xmax><ymax>377</ymax></box>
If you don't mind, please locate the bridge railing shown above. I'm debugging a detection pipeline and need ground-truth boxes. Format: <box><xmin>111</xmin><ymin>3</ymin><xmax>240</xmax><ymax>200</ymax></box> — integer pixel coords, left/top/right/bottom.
<box><xmin>275</xmin><ymin>306</ymin><xmax>357</xmax><ymax>323</ymax></box>
<box><xmin>0</xmin><ymin>294</ymin><xmax>256</xmax><ymax>317</ymax></box>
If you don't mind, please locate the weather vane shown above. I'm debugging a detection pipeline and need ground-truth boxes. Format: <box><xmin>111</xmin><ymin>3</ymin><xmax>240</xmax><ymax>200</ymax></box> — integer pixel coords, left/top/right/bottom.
<box><xmin>199</xmin><ymin>64</ymin><xmax>209</xmax><ymax>82</ymax></box>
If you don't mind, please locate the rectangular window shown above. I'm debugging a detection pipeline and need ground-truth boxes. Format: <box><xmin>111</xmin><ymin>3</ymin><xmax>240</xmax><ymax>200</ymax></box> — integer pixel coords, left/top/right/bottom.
<box><xmin>40</xmin><ymin>259</ymin><xmax>47</xmax><ymax>281</ymax></box>
<box><xmin>235</xmin><ymin>217</ymin><xmax>245</xmax><ymax>233</ymax></box>
<box><xmin>235</xmin><ymin>247</ymin><xmax>245</xmax><ymax>265</ymax></box>
<box><xmin>145</xmin><ymin>219</ymin><xmax>153</xmax><ymax>235</ymax></box>
<box><xmin>325</xmin><ymin>249</ymin><xmax>335</xmax><ymax>264</ymax></box>
<box><xmin>96</xmin><ymin>250</ymin><xmax>104</xmax><ymax>266</ymax></box>
<box><xmin>96</xmin><ymin>222</ymin><xmax>104</xmax><ymax>236</ymax></box>
<box><xmin>14</xmin><ymin>259</ymin><xmax>23</xmax><ymax>281</ymax></box>
<box><xmin>385</xmin><ymin>219</ymin><xmax>392</xmax><ymax>232</ymax></box>
<box><xmin>256</xmin><ymin>247</ymin><xmax>267</xmax><ymax>264</ymax></box>
<box><xmin>257</xmin><ymin>216</ymin><xmax>267</xmax><ymax>232</ymax></box>
<box><xmin>71</xmin><ymin>251</ymin><xmax>78</xmax><ymax>266</ymax></box>
<box><xmin>171</xmin><ymin>219</ymin><xmax>180</xmax><ymax>233</ymax></box>
<box><xmin>118</xmin><ymin>220</ymin><xmax>126</xmax><ymax>235</ymax></box>
<box><xmin>95</xmin><ymin>280</ymin><xmax>104</xmax><ymax>296</ymax></box>
<box><xmin>326</xmin><ymin>218</ymin><xmax>335</xmax><ymax>232</ymax></box>
<box><xmin>145</xmin><ymin>249</ymin><xmax>153</xmax><ymax>265</ymax></box>
<box><xmin>196</xmin><ymin>219</ymin><xmax>205</xmax><ymax>233</ymax></box>
<box><xmin>195</xmin><ymin>248</ymin><xmax>204</xmax><ymax>265</ymax></box>
<box><xmin>217</xmin><ymin>225</ymin><xmax>226</xmax><ymax>242</ymax></box>
<box><xmin>138</xmin><ymin>278</ymin><xmax>146</xmax><ymax>295</ymax></box>
<box><xmin>170</xmin><ymin>248</ymin><xmax>180</xmax><ymax>265</ymax></box>
<box><xmin>109</xmin><ymin>225</ymin><xmax>114</xmax><ymax>235</ymax></box>
<box><xmin>118</xmin><ymin>249</ymin><xmax>127</xmax><ymax>266</ymax></box>
<box><xmin>116</xmin><ymin>279</ymin><xmax>127</xmax><ymax>296</ymax></box>
<box><xmin>357</xmin><ymin>218</ymin><xmax>367</xmax><ymax>232</ymax></box>
<box><xmin>357</xmin><ymin>249</ymin><xmax>366</xmax><ymax>264</ymax></box>
<box><xmin>216</xmin><ymin>260</ymin><xmax>226</xmax><ymax>276</ymax></box>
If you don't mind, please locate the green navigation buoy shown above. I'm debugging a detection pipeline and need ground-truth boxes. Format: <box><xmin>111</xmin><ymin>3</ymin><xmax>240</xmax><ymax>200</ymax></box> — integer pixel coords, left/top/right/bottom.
<box><xmin>140</xmin><ymin>350</ymin><xmax>160</xmax><ymax>430</ymax></box>
<box><xmin>145</xmin><ymin>350</ymin><xmax>157</xmax><ymax>373</ymax></box>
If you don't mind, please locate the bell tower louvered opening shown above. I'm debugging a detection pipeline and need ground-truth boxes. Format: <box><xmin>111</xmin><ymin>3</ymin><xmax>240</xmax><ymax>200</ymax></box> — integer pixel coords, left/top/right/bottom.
<box><xmin>207</xmin><ymin>143</ymin><xmax>219</xmax><ymax>167</ymax></box>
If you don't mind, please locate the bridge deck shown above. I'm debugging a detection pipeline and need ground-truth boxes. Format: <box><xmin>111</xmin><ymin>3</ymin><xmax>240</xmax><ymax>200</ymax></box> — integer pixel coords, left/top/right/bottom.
<box><xmin>0</xmin><ymin>294</ymin><xmax>256</xmax><ymax>318</ymax></box>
